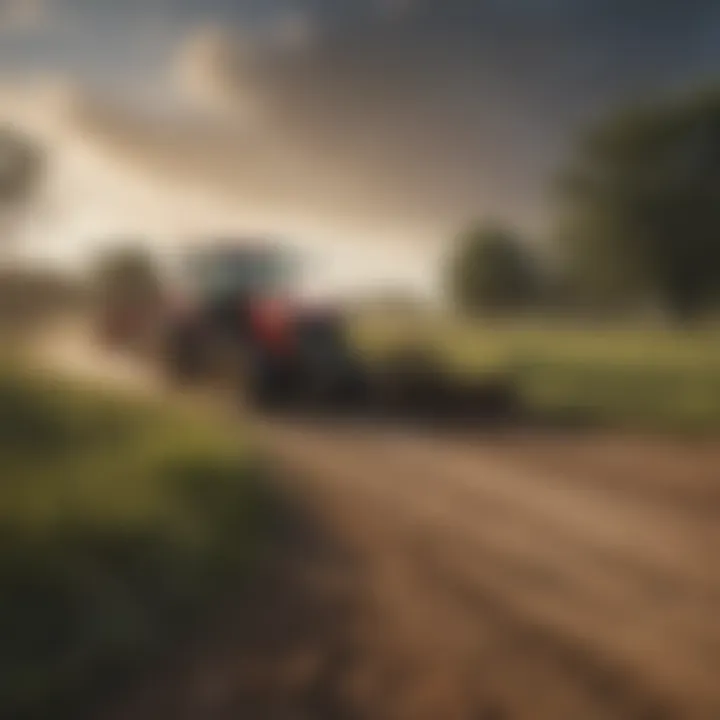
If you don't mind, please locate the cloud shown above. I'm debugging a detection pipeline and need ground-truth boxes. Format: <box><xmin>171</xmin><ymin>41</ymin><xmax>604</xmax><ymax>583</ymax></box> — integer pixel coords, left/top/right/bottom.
<box><xmin>164</xmin><ymin>16</ymin><xmax>561</xmax><ymax>234</ymax></box>
<box><xmin>378</xmin><ymin>0</ymin><xmax>416</xmax><ymax>20</ymax></box>
<box><xmin>0</xmin><ymin>0</ymin><xmax>47</xmax><ymax>31</ymax></box>
<box><xmin>270</xmin><ymin>10</ymin><xmax>318</xmax><ymax>49</ymax></box>
<box><xmin>171</xmin><ymin>10</ymin><xmax>319</xmax><ymax>121</ymax></box>
<box><xmin>172</xmin><ymin>26</ymin><xmax>262</xmax><ymax>120</ymax></box>
<box><xmin>74</xmin><ymin>0</ymin><xmax>720</xmax><ymax>246</ymax></box>
<box><xmin>12</xmin><ymin>0</ymin><xmax>720</xmax><ymax>256</ymax></box>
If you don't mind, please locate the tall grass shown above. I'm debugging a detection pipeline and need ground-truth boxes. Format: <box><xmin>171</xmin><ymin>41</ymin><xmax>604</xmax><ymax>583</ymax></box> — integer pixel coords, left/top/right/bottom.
<box><xmin>0</xmin><ymin>367</ymin><xmax>271</xmax><ymax>719</ymax></box>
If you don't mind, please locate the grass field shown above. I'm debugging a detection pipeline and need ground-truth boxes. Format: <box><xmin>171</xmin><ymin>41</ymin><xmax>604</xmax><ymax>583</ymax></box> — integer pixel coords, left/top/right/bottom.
<box><xmin>0</xmin><ymin>365</ymin><xmax>271</xmax><ymax>719</ymax></box>
<box><xmin>355</xmin><ymin>314</ymin><xmax>720</xmax><ymax>432</ymax></box>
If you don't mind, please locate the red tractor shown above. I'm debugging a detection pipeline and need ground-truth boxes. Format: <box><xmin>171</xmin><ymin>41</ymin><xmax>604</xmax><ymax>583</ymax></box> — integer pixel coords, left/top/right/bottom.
<box><xmin>153</xmin><ymin>240</ymin><xmax>367</xmax><ymax>409</ymax></box>
<box><xmin>95</xmin><ymin>238</ymin><xmax>519</xmax><ymax>421</ymax></box>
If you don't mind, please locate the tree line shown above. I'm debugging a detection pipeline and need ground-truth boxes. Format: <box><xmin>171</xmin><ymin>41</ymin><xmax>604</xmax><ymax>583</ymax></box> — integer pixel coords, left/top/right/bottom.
<box><xmin>447</xmin><ymin>87</ymin><xmax>720</xmax><ymax>321</ymax></box>
<box><xmin>1</xmin><ymin>84</ymin><xmax>719</xmax><ymax>323</ymax></box>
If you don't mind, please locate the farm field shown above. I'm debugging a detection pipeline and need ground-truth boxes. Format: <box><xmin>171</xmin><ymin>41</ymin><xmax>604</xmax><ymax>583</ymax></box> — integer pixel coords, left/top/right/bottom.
<box><xmin>356</xmin><ymin>314</ymin><xmax>720</xmax><ymax>432</ymax></box>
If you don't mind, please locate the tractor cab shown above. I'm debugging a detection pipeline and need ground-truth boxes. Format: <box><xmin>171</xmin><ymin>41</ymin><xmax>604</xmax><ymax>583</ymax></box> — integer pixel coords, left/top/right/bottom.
<box><xmin>164</xmin><ymin>240</ymin><xmax>299</xmax><ymax>342</ymax></box>
<box><xmin>160</xmin><ymin>239</ymin><xmax>360</xmax><ymax>404</ymax></box>
<box><xmin>178</xmin><ymin>240</ymin><xmax>297</xmax><ymax>301</ymax></box>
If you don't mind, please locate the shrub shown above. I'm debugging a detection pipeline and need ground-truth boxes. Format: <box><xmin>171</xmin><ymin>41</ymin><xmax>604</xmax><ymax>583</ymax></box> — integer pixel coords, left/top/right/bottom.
<box><xmin>0</xmin><ymin>368</ymin><xmax>271</xmax><ymax>719</ymax></box>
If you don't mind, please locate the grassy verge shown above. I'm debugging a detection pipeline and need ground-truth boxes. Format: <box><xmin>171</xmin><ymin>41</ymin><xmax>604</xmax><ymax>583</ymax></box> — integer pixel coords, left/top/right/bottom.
<box><xmin>356</xmin><ymin>314</ymin><xmax>720</xmax><ymax>433</ymax></box>
<box><xmin>0</xmin><ymin>365</ymin><xmax>272</xmax><ymax>719</ymax></box>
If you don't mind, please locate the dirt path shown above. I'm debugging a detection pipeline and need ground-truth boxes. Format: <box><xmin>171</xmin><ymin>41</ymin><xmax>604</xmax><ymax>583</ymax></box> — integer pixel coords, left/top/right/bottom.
<box><xmin>104</xmin><ymin>417</ymin><xmax>720</xmax><ymax>720</ymax></box>
<box><xmin>36</xmin><ymin>327</ymin><xmax>720</xmax><ymax>719</ymax></box>
<box><xmin>246</xmin><ymin>419</ymin><xmax>719</xmax><ymax>720</ymax></box>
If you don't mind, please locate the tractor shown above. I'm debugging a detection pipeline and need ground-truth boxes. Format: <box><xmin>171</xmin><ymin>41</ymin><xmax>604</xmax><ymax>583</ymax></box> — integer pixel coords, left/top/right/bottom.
<box><xmin>149</xmin><ymin>240</ymin><xmax>367</xmax><ymax>409</ymax></box>
<box><xmin>95</xmin><ymin>238</ymin><xmax>519</xmax><ymax>422</ymax></box>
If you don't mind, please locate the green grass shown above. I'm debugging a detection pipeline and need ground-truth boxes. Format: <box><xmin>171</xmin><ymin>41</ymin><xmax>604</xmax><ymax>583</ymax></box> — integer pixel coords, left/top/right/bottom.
<box><xmin>0</xmin><ymin>366</ymin><xmax>272</xmax><ymax>719</ymax></box>
<box><xmin>355</xmin><ymin>314</ymin><xmax>720</xmax><ymax>432</ymax></box>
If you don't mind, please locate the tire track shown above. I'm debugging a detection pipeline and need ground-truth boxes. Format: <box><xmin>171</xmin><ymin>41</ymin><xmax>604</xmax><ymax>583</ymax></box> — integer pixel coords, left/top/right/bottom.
<box><xmin>262</xmin><ymin>420</ymin><xmax>720</xmax><ymax>717</ymax></box>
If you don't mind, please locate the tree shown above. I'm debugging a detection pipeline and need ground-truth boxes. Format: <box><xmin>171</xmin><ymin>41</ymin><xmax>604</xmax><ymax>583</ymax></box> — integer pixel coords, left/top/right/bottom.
<box><xmin>92</xmin><ymin>243</ymin><xmax>161</xmax><ymax>309</ymax></box>
<box><xmin>0</xmin><ymin>125</ymin><xmax>45</xmax><ymax>245</ymax></box>
<box><xmin>555</xmin><ymin>87</ymin><xmax>720</xmax><ymax>319</ymax></box>
<box><xmin>446</xmin><ymin>223</ymin><xmax>539</xmax><ymax>315</ymax></box>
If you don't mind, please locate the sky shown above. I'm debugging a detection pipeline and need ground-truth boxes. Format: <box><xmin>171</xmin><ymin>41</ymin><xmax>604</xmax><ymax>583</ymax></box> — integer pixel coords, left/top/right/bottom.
<box><xmin>0</xmin><ymin>0</ymin><xmax>719</xmax><ymax>292</ymax></box>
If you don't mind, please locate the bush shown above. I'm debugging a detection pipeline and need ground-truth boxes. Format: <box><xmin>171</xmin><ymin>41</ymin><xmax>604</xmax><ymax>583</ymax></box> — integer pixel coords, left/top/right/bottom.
<box><xmin>446</xmin><ymin>223</ymin><xmax>540</xmax><ymax>316</ymax></box>
<box><xmin>0</xmin><ymin>368</ymin><xmax>271</xmax><ymax>719</ymax></box>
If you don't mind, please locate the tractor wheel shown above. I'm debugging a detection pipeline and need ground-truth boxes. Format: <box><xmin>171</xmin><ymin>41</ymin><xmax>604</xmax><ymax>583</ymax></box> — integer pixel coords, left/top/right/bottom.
<box><xmin>236</xmin><ymin>350</ymin><xmax>297</xmax><ymax>412</ymax></box>
<box><xmin>326</xmin><ymin>357</ymin><xmax>371</xmax><ymax>410</ymax></box>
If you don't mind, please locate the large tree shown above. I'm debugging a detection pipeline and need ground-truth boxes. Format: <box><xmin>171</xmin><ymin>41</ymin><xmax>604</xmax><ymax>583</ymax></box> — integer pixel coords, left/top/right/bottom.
<box><xmin>446</xmin><ymin>222</ymin><xmax>539</xmax><ymax>315</ymax></box>
<box><xmin>556</xmin><ymin>88</ymin><xmax>720</xmax><ymax>319</ymax></box>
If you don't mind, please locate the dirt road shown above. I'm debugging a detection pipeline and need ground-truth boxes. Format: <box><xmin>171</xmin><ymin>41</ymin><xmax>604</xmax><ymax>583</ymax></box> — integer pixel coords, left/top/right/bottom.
<box><xmin>38</xmin><ymin>328</ymin><xmax>720</xmax><ymax>719</ymax></box>
<box><xmin>240</xmin><ymin>419</ymin><xmax>717</xmax><ymax>720</ymax></box>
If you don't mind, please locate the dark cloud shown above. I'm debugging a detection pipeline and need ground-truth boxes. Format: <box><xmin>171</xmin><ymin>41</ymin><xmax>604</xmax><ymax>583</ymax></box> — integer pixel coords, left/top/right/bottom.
<box><xmin>41</xmin><ymin>0</ymin><xmax>720</xmax><ymax>240</ymax></box>
<box><xmin>175</xmin><ymin>1</ymin><xmax>720</xmax><ymax>224</ymax></box>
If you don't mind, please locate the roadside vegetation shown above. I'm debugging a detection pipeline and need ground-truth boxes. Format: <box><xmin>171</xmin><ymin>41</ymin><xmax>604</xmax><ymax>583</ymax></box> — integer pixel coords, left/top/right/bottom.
<box><xmin>0</xmin><ymin>364</ymin><xmax>272</xmax><ymax>719</ymax></box>
<box><xmin>0</xmin><ymin>268</ymin><xmax>85</xmax><ymax>341</ymax></box>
